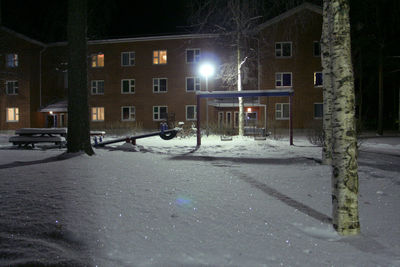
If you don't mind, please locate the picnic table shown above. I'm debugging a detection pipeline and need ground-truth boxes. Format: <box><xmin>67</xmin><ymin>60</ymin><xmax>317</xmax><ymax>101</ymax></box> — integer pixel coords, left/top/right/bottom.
<box><xmin>9</xmin><ymin>128</ymin><xmax>67</xmax><ymax>148</ymax></box>
<box><xmin>9</xmin><ymin>128</ymin><xmax>106</xmax><ymax>148</ymax></box>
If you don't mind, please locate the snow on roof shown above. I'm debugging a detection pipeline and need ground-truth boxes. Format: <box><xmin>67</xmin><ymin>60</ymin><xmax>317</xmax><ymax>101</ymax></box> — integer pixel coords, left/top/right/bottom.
<box><xmin>257</xmin><ymin>2</ymin><xmax>322</xmax><ymax>31</ymax></box>
<box><xmin>196</xmin><ymin>89</ymin><xmax>294</xmax><ymax>98</ymax></box>
<box><xmin>39</xmin><ymin>100</ymin><xmax>68</xmax><ymax>112</ymax></box>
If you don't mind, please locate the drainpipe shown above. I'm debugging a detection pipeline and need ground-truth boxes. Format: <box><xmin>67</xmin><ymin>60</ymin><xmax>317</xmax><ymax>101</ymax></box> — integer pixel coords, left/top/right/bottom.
<box><xmin>39</xmin><ymin>46</ymin><xmax>46</xmax><ymax>108</ymax></box>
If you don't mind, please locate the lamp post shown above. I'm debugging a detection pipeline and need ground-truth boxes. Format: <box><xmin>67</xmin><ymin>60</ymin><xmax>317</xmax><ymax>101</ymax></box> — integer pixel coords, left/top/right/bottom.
<box><xmin>199</xmin><ymin>63</ymin><xmax>215</xmax><ymax>136</ymax></box>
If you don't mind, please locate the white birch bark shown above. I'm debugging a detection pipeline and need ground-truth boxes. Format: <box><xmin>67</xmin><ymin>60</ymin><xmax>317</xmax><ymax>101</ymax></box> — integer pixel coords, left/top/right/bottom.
<box><xmin>237</xmin><ymin>36</ymin><xmax>245</xmax><ymax>136</ymax></box>
<box><xmin>329</xmin><ymin>0</ymin><xmax>360</xmax><ymax>235</ymax></box>
<box><xmin>321</xmin><ymin>1</ymin><xmax>333</xmax><ymax>165</ymax></box>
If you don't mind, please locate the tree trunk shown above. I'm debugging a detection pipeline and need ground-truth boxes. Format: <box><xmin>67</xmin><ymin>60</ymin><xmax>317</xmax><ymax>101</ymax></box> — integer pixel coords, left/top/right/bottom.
<box><xmin>237</xmin><ymin>35</ymin><xmax>245</xmax><ymax>136</ymax></box>
<box><xmin>328</xmin><ymin>0</ymin><xmax>360</xmax><ymax>235</ymax></box>
<box><xmin>321</xmin><ymin>0</ymin><xmax>333</xmax><ymax>165</ymax></box>
<box><xmin>67</xmin><ymin>0</ymin><xmax>94</xmax><ymax>155</ymax></box>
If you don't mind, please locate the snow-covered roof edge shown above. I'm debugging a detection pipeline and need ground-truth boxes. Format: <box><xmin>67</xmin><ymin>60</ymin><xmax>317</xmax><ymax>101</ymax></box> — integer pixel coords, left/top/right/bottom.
<box><xmin>47</xmin><ymin>33</ymin><xmax>219</xmax><ymax>47</ymax></box>
<box><xmin>257</xmin><ymin>2</ymin><xmax>322</xmax><ymax>31</ymax></box>
<box><xmin>0</xmin><ymin>26</ymin><xmax>46</xmax><ymax>47</ymax></box>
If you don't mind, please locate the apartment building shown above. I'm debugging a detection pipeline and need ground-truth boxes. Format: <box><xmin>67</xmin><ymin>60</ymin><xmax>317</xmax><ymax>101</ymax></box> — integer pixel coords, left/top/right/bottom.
<box><xmin>0</xmin><ymin>3</ymin><xmax>323</xmax><ymax>134</ymax></box>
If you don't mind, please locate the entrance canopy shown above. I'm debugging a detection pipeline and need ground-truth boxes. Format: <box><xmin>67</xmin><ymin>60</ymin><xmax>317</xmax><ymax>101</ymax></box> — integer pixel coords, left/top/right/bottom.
<box><xmin>39</xmin><ymin>100</ymin><xmax>68</xmax><ymax>113</ymax></box>
<box><xmin>195</xmin><ymin>89</ymin><xmax>294</xmax><ymax>147</ymax></box>
<box><xmin>196</xmin><ymin>89</ymin><xmax>294</xmax><ymax>98</ymax></box>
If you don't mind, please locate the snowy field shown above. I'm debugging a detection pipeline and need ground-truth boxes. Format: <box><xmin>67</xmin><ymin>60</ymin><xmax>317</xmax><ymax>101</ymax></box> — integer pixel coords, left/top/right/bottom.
<box><xmin>0</xmin><ymin>132</ymin><xmax>399</xmax><ymax>266</ymax></box>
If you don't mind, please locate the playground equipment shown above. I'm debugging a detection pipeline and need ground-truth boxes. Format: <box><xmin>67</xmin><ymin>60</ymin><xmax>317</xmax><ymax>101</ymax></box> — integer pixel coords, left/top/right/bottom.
<box><xmin>93</xmin><ymin>126</ymin><xmax>180</xmax><ymax>147</ymax></box>
<box><xmin>195</xmin><ymin>89</ymin><xmax>294</xmax><ymax>147</ymax></box>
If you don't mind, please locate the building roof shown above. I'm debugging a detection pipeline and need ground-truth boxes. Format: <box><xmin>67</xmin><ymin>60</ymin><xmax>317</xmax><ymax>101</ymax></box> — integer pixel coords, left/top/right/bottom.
<box><xmin>39</xmin><ymin>100</ymin><xmax>68</xmax><ymax>113</ymax></box>
<box><xmin>48</xmin><ymin>33</ymin><xmax>219</xmax><ymax>47</ymax></box>
<box><xmin>0</xmin><ymin>26</ymin><xmax>46</xmax><ymax>47</ymax></box>
<box><xmin>257</xmin><ymin>2</ymin><xmax>322</xmax><ymax>31</ymax></box>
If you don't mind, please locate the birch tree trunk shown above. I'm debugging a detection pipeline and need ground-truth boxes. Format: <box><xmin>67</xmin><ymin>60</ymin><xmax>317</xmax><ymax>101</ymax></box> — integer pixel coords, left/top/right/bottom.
<box><xmin>67</xmin><ymin>0</ymin><xmax>94</xmax><ymax>155</ymax></box>
<box><xmin>321</xmin><ymin>1</ymin><xmax>333</xmax><ymax>165</ymax></box>
<box><xmin>237</xmin><ymin>36</ymin><xmax>245</xmax><ymax>136</ymax></box>
<box><xmin>328</xmin><ymin>0</ymin><xmax>360</xmax><ymax>235</ymax></box>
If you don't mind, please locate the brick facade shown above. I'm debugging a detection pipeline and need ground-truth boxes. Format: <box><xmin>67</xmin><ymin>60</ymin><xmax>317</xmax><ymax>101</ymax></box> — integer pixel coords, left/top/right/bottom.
<box><xmin>0</xmin><ymin>3</ymin><xmax>323</xmax><ymax>134</ymax></box>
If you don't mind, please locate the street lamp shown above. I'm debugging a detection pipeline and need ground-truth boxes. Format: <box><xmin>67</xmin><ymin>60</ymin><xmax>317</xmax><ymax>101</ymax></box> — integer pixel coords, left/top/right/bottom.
<box><xmin>199</xmin><ymin>63</ymin><xmax>215</xmax><ymax>91</ymax></box>
<box><xmin>199</xmin><ymin>63</ymin><xmax>215</xmax><ymax>135</ymax></box>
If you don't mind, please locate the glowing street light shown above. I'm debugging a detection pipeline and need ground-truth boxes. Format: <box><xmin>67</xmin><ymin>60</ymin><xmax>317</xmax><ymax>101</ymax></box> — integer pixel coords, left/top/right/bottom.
<box><xmin>199</xmin><ymin>63</ymin><xmax>215</xmax><ymax>91</ymax></box>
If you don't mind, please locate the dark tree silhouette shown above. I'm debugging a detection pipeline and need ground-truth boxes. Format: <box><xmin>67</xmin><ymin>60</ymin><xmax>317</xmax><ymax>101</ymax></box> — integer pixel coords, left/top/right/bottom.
<box><xmin>67</xmin><ymin>0</ymin><xmax>94</xmax><ymax>155</ymax></box>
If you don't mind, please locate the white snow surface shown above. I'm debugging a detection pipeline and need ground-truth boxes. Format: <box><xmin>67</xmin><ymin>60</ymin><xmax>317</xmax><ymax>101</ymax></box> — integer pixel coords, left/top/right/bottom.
<box><xmin>0</xmin><ymin>133</ymin><xmax>399</xmax><ymax>266</ymax></box>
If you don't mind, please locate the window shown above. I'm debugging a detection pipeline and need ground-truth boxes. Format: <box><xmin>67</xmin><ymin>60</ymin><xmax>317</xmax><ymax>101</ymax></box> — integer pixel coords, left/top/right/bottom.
<box><xmin>218</xmin><ymin>112</ymin><xmax>224</xmax><ymax>128</ymax></box>
<box><xmin>314</xmin><ymin>103</ymin><xmax>323</xmax><ymax>119</ymax></box>
<box><xmin>121</xmin><ymin>52</ymin><xmax>135</xmax><ymax>66</ymax></box>
<box><xmin>153</xmin><ymin>50</ymin><xmax>167</xmax><ymax>64</ymax></box>
<box><xmin>153</xmin><ymin>106</ymin><xmax>168</xmax><ymax>121</ymax></box>
<box><xmin>275</xmin><ymin>72</ymin><xmax>292</xmax><ymax>87</ymax></box>
<box><xmin>121</xmin><ymin>106</ymin><xmax>136</xmax><ymax>121</ymax></box>
<box><xmin>91</xmin><ymin>53</ymin><xmax>104</xmax><ymax>67</ymax></box>
<box><xmin>314</xmin><ymin>72</ymin><xmax>323</xmax><ymax>87</ymax></box>
<box><xmin>186</xmin><ymin>77</ymin><xmax>201</xmax><ymax>92</ymax></box>
<box><xmin>275</xmin><ymin>42</ymin><xmax>292</xmax><ymax>57</ymax></box>
<box><xmin>313</xmin><ymin>41</ymin><xmax>321</xmax><ymax>57</ymax></box>
<box><xmin>6</xmin><ymin>81</ymin><xmax>18</xmax><ymax>95</ymax></box>
<box><xmin>121</xmin><ymin>79</ymin><xmax>135</xmax><ymax>94</ymax></box>
<box><xmin>6</xmin><ymin>53</ymin><xmax>18</xmax><ymax>67</ymax></box>
<box><xmin>234</xmin><ymin>111</ymin><xmax>239</xmax><ymax>128</ymax></box>
<box><xmin>275</xmin><ymin>103</ymin><xmax>289</xmax><ymax>120</ymax></box>
<box><xmin>6</xmin><ymin>107</ymin><xmax>19</xmax><ymax>122</ymax></box>
<box><xmin>186</xmin><ymin>105</ymin><xmax>196</xmax><ymax>120</ymax></box>
<box><xmin>92</xmin><ymin>107</ymin><xmax>104</xmax><ymax>121</ymax></box>
<box><xmin>226</xmin><ymin>112</ymin><xmax>232</xmax><ymax>127</ymax></box>
<box><xmin>91</xmin><ymin>80</ymin><xmax>104</xmax><ymax>95</ymax></box>
<box><xmin>186</xmin><ymin>49</ymin><xmax>200</xmax><ymax>63</ymax></box>
<box><xmin>153</xmin><ymin>78</ymin><xmax>167</xmax><ymax>93</ymax></box>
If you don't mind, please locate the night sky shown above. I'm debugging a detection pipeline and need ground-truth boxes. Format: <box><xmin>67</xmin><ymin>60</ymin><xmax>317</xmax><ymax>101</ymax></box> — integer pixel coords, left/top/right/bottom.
<box><xmin>1</xmin><ymin>0</ymin><xmax>190</xmax><ymax>43</ymax></box>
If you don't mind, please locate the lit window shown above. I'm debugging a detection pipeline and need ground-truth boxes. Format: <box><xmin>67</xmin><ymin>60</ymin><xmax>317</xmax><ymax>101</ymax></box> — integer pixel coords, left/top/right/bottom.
<box><xmin>121</xmin><ymin>51</ymin><xmax>135</xmax><ymax>66</ymax></box>
<box><xmin>6</xmin><ymin>107</ymin><xmax>19</xmax><ymax>122</ymax></box>
<box><xmin>275</xmin><ymin>103</ymin><xmax>289</xmax><ymax>120</ymax></box>
<box><xmin>186</xmin><ymin>49</ymin><xmax>200</xmax><ymax>63</ymax></box>
<box><xmin>313</xmin><ymin>41</ymin><xmax>321</xmax><ymax>57</ymax></box>
<box><xmin>121</xmin><ymin>106</ymin><xmax>136</xmax><ymax>121</ymax></box>
<box><xmin>186</xmin><ymin>77</ymin><xmax>201</xmax><ymax>92</ymax></box>
<box><xmin>314</xmin><ymin>72</ymin><xmax>323</xmax><ymax>87</ymax></box>
<box><xmin>6</xmin><ymin>53</ymin><xmax>18</xmax><ymax>67</ymax></box>
<box><xmin>92</xmin><ymin>107</ymin><xmax>104</xmax><ymax>121</ymax></box>
<box><xmin>153</xmin><ymin>106</ymin><xmax>168</xmax><ymax>121</ymax></box>
<box><xmin>6</xmin><ymin>81</ymin><xmax>18</xmax><ymax>95</ymax></box>
<box><xmin>91</xmin><ymin>80</ymin><xmax>104</xmax><ymax>95</ymax></box>
<box><xmin>91</xmin><ymin>53</ymin><xmax>104</xmax><ymax>67</ymax></box>
<box><xmin>153</xmin><ymin>78</ymin><xmax>167</xmax><ymax>93</ymax></box>
<box><xmin>275</xmin><ymin>42</ymin><xmax>292</xmax><ymax>57</ymax></box>
<box><xmin>314</xmin><ymin>103</ymin><xmax>323</xmax><ymax>119</ymax></box>
<box><xmin>275</xmin><ymin>72</ymin><xmax>292</xmax><ymax>87</ymax></box>
<box><xmin>121</xmin><ymin>79</ymin><xmax>135</xmax><ymax>94</ymax></box>
<box><xmin>186</xmin><ymin>105</ymin><xmax>197</xmax><ymax>120</ymax></box>
<box><xmin>153</xmin><ymin>50</ymin><xmax>167</xmax><ymax>64</ymax></box>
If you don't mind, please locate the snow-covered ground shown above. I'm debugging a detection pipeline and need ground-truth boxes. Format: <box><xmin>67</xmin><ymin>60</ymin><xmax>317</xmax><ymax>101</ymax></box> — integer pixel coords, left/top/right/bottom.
<box><xmin>0</xmin><ymin>132</ymin><xmax>399</xmax><ymax>266</ymax></box>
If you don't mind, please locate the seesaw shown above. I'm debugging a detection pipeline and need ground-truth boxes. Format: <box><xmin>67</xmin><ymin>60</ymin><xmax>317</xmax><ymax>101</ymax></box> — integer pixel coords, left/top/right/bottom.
<box><xmin>93</xmin><ymin>128</ymin><xmax>179</xmax><ymax>147</ymax></box>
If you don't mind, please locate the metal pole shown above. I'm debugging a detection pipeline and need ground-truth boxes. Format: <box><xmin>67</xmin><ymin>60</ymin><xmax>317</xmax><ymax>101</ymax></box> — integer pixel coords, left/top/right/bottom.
<box><xmin>196</xmin><ymin>94</ymin><xmax>201</xmax><ymax>147</ymax></box>
<box><xmin>206</xmin><ymin>76</ymin><xmax>209</xmax><ymax>136</ymax></box>
<box><xmin>289</xmin><ymin>93</ymin><xmax>293</xmax><ymax>145</ymax></box>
